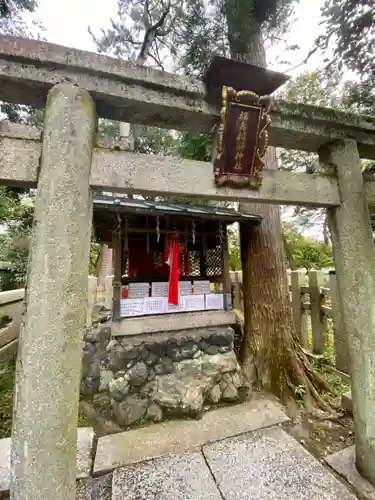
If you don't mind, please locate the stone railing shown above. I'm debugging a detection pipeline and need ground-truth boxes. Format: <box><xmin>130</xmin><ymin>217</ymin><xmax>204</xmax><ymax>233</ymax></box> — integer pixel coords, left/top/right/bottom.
<box><xmin>0</xmin><ymin>277</ymin><xmax>108</xmax><ymax>363</ymax></box>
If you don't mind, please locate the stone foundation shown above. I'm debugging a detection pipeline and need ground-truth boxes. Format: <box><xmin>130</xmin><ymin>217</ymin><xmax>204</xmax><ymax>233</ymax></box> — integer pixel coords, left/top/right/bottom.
<box><xmin>81</xmin><ymin>324</ymin><xmax>245</xmax><ymax>427</ymax></box>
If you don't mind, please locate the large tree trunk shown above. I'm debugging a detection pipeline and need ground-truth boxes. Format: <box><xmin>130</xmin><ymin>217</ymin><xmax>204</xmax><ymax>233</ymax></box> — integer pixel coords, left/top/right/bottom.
<box><xmin>226</xmin><ymin>12</ymin><xmax>331</xmax><ymax>409</ymax></box>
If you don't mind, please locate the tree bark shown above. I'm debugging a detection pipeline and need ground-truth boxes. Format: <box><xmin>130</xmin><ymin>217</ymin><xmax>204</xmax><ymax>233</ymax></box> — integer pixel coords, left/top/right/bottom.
<box><xmin>226</xmin><ymin>9</ymin><xmax>331</xmax><ymax>409</ymax></box>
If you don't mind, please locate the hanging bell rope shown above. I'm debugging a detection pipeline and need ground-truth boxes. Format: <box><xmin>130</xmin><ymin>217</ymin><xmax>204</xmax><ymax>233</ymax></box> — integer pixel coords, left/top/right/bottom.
<box><xmin>124</xmin><ymin>217</ymin><xmax>129</xmax><ymax>252</ymax></box>
<box><xmin>116</xmin><ymin>212</ymin><xmax>121</xmax><ymax>232</ymax></box>
<box><xmin>146</xmin><ymin>216</ymin><xmax>150</xmax><ymax>254</ymax></box>
<box><xmin>156</xmin><ymin>215</ymin><xmax>160</xmax><ymax>243</ymax></box>
<box><xmin>219</xmin><ymin>223</ymin><xmax>224</xmax><ymax>246</ymax></box>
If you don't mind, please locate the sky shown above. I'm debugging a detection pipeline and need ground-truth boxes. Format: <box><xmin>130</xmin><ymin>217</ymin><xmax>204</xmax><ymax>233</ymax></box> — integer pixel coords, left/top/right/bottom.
<box><xmin>23</xmin><ymin>0</ymin><xmax>328</xmax><ymax>239</ymax></box>
<box><xmin>26</xmin><ymin>0</ymin><xmax>326</xmax><ymax>76</ymax></box>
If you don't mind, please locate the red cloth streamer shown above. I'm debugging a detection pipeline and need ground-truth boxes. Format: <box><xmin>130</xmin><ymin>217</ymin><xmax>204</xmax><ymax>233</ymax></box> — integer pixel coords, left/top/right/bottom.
<box><xmin>165</xmin><ymin>236</ymin><xmax>180</xmax><ymax>304</ymax></box>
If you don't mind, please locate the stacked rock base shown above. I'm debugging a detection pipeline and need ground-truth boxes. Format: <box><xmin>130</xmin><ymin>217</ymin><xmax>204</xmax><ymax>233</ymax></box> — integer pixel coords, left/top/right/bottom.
<box><xmin>81</xmin><ymin>324</ymin><xmax>245</xmax><ymax>428</ymax></box>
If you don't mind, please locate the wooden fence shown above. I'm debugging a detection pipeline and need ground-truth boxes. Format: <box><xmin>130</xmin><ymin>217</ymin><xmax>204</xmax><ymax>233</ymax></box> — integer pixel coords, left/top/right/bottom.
<box><xmin>230</xmin><ymin>269</ymin><xmax>350</xmax><ymax>375</ymax></box>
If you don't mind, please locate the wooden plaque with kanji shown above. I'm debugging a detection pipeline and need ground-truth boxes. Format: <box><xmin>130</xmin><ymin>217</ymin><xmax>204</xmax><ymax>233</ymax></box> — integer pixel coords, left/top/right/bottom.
<box><xmin>213</xmin><ymin>87</ymin><xmax>272</xmax><ymax>188</ymax></box>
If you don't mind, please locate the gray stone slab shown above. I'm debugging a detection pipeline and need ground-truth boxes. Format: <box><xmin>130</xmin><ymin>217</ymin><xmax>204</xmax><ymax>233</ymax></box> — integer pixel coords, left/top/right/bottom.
<box><xmin>1</xmin><ymin>37</ymin><xmax>375</xmax><ymax>160</ymax></box>
<box><xmin>203</xmin><ymin>426</ymin><xmax>356</xmax><ymax>500</ymax></box>
<box><xmin>76</xmin><ymin>427</ymin><xmax>96</xmax><ymax>479</ymax></box>
<box><xmin>112</xmin><ymin>451</ymin><xmax>221</xmax><ymax>500</ymax></box>
<box><xmin>0</xmin><ymin>427</ymin><xmax>95</xmax><ymax>495</ymax></box>
<box><xmin>94</xmin><ymin>396</ymin><xmax>289</xmax><ymax>474</ymax></box>
<box><xmin>0</xmin><ymin>438</ymin><xmax>10</xmax><ymax>497</ymax></box>
<box><xmin>76</xmin><ymin>474</ymin><xmax>112</xmax><ymax>500</ymax></box>
<box><xmin>325</xmin><ymin>445</ymin><xmax>375</xmax><ymax>500</ymax></box>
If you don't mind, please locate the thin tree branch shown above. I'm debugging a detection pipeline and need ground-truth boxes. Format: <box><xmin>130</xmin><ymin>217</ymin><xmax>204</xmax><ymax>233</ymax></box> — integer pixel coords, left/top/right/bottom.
<box><xmin>153</xmin><ymin>40</ymin><xmax>165</xmax><ymax>69</ymax></box>
<box><xmin>143</xmin><ymin>0</ymin><xmax>151</xmax><ymax>29</ymax></box>
<box><xmin>136</xmin><ymin>0</ymin><xmax>171</xmax><ymax>65</ymax></box>
<box><xmin>282</xmin><ymin>46</ymin><xmax>319</xmax><ymax>74</ymax></box>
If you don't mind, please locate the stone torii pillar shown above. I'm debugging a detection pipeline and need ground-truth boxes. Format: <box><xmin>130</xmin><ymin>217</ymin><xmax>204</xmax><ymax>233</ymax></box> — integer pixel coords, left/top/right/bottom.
<box><xmin>321</xmin><ymin>139</ymin><xmax>375</xmax><ymax>485</ymax></box>
<box><xmin>10</xmin><ymin>84</ymin><xmax>96</xmax><ymax>500</ymax></box>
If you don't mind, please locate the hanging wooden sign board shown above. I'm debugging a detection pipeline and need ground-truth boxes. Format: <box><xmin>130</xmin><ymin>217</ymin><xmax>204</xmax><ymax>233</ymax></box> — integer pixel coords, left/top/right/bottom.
<box><xmin>213</xmin><ymin>87</ymin><xmax>273</xmax><ymax>189</ymax></box>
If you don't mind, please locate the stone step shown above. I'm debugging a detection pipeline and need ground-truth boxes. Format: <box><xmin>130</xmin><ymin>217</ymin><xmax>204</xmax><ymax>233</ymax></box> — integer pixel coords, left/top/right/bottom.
<box><xmin>202</xmin><ymin>426</ymin><xmax>356</xmax><ymax>500</ymax></box>
<box><xmin>94</xmin><ymin>396</ymin><xmax>289</xmax><ymax>474</ymax></box>
<box><xmin>325</xmin><ymin>446</ymin><xmax>375</xmax><ymax>500</ymax></box>
<box><xmin>112</xmin><ymin>451</ymin><xmax>221</xmax><ymax>500</ymax></box>
<box><xmin>110</xmin><ymin>426</ymin><xmax>357</xmax><ymax>500</ymax></box>
<box><xmin>77</xmin><ymin>474</ymin><xmax>113</xmax><ymax>500</ymax></box>
<box><xmin>0</xmin><ymin>427</ymin><xmax>94</xmax><ymax>496</ymax></box>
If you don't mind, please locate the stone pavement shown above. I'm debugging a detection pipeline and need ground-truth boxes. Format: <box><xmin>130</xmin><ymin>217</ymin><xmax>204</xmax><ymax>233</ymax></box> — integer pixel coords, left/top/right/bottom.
<box><xmin>0</xmin><ymin>397</ymin><xmax>362</xmax><ymax>499</ymax></box>
<box><xmin>108</xmin><ymin>426</ymin><xmax>356</xmax><ymax>500</ymax></box>
<box><xmin>94</xmin><ymin>396</ymin><xmax>289</xmax><ymax>474</ymax></box>
<box><xmin>325</xmin><ymin>446</ymin><xmax>375</xmax><ymax>500</ymax></box>
<box><xmin>0</xmin><ymin>427</ymin><xmax>94</xmax><ymax>497</ymax></box>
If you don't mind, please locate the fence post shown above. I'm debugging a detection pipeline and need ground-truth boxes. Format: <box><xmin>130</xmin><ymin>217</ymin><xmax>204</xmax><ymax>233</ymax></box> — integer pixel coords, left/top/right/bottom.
<box><xmin>232</xmin><ymin>271</ymin><xmax>242</xmax><ymax>311</ymax></box>
<box><xmin>10</xmin><ymin>84</ymin><xmax>96</xmax><ymax>500</ymax></box>
<box><xmin>105</xmin><ymin>275</ymin><xmax>114</xmax><ymax>310</ymax></box>
<box><xmin>323</xmin><ymin>139</ymin><xmax>375</xmax><ymax>484</ymax></box>
<box><xmin>329</xmin><ymin>270</ymin><xmax>350</xmax><ymax>374</ymax></box>
<box><xmin>309</xmin><ymin>270</ymin><xmax>325</xmax><ymax>354</ymax></box>
<box><xmin>291</xmin><ymin>270</ymin><xmax>308</xmax><ymax>348</ymax></box>
<box><xmin>87</xmin><ymin>276</ymin><xmax>98</xmax><ymax>327</ymax></box>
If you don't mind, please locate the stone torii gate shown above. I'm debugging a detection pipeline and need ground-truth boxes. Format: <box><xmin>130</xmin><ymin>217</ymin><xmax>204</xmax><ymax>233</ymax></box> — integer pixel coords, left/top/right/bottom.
<box><xmin>1</xmin><ymin>36</ymin><xmax>375</xmax><ymax>500</ymax></box>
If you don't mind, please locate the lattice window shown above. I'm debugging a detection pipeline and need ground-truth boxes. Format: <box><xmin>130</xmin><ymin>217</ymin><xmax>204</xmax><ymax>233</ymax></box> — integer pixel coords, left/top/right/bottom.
<box><xmin>188</xmin><ymin>250</ymin><xmax>201</xmax><ymax>276</ymax></box>
<box><xmin>205</xmin><ymin>246</ymin><xmax>223</xmax><ymax>276</ymax></box>
<box><xmin>153</xmin><ymin>251</ymin><xmax>164</xmax><ymax>269</ymax></box>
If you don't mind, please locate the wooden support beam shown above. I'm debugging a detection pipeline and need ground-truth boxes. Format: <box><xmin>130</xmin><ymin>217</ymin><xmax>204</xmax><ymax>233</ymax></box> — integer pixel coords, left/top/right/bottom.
<box><xmin>200</xmin><ymin>223</ymin><xmax>207</xmax><ymax>278</ymax></box>
<box><xmin>222</xmin><ymin>225</ymin><xmax>231</xmax><ymax>294</ymax></box>
<box><xmin>290</xmin><ymin>270</ymin><xmax>308</xmax><ymax>349</ymax></box>
<box><xmin>112</xmin><ymin>227</ymin><xmax>123</xmax><ymax>321</ymax></box>
<box><xmin>309</xmin><ymin>270</ymin><xmax>325</xmax><ymax>354</ymax></box>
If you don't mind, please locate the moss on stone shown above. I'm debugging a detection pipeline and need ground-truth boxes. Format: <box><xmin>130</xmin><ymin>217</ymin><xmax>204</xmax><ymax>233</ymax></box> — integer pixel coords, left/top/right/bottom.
<box><xmin>0</xmin><ymin>361</ymin><xmax>14</xmax><ymax>438</ymax></box>
<box><xmin>0</xmin><ymin>361</ymin><xmax>90</xmax><ymax>438</ymax></box>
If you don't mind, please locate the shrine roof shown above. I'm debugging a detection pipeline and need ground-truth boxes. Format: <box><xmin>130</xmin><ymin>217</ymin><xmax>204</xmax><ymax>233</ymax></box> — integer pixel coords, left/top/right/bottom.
<box><xmin>93</xmin><ymin>196</ymin><xmax>261</xmax><ymax>224</ymax></box>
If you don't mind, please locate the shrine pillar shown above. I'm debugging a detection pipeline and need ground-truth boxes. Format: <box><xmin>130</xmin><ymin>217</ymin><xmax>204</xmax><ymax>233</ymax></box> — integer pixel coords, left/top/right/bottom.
<box><xmin>322</xmin><ymin>139</ymin><xmax>375</xmax><ymax>485</ymax></box>
<box><xmin>10</xmin><ymin>84</ymin><xmax>96</xmax><ymax>500</ymax></box>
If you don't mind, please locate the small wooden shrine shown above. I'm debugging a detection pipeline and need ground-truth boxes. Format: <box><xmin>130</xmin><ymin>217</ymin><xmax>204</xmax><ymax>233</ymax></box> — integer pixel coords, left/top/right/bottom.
<box><xmin>93</xmin><ymin>196</ymin><xmax>261</xmax><ymax>320</ymax></box>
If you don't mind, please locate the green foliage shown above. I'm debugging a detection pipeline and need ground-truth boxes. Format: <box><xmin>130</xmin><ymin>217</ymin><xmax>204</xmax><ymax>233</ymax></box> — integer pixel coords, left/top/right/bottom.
<box><xmin>0</xmin><ymin>200</ymin><xmax>33</xmax><ymax>289</ymax></box>
<box><xmin>0</xmin><ymin>103</ymin><xmax>43</xmax><ymax>126</ymax></box>
<box><xmin>228</xmin><ymin>227</ymin><xmax>241</xmax><ymax>270</ymax></box>
<box><xmin>341</xmin><ymin>76</ymin><xmax>375</xmax><ymax>116</ymax></box>
<box><xmin>177</xmin><ymin>1</ymin><xmax>227</xmax><ymax>76</ymax></box>
<box><xmin>89</xmin><ymin>0</ymin><xmax>184</xmax><ymax>68</ymax></box>
<box><xmin>318</xmin><ymin>0</ymin><xmax>374</xmax><ymax>125</ymax></box>
<box><xmin>0</xmin><ymin>0</ymin><xmax>36</xmax><ymax>18</ymax></box>
<box><xmin>283</xmin><ymin>222</ymin><xmax>334</xmax><ymax>271</ymax></box>
<box><xmin>279</xmin><ymin>68</ymin><xmax>345</xmax><ymax>107</ymax></box>
<box><xmin>0</xmin><ymin>361</ymin><xmax>14</xmax><ymax>438</ymax></box>
<box><xmin>135</xmin><ymin>126</ymin><xmax>178</xmax><ymax>155</ymax></box>
<box><xmin>97</xmin><ymin>118</ymin><xmax>119</xmax><ymax>141</ymax></box>
<box><xmin>0</xmin><ymin>361</ymin><xmax>91</xmax><ymax>438</ymax></box>
<box><xmin>178</xmin><ymin>133</ymin><xmax>212</xmax><ymax>162</ymax></box>
<box><xmin>319</xmin><ymin>0</ymin><xmax>374</xmax><ymax>77</ymax></box>
<box><xmin>0</xmin><ymin>0</ymin><xmax>41</xmax><ymax>42</ymax></box>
